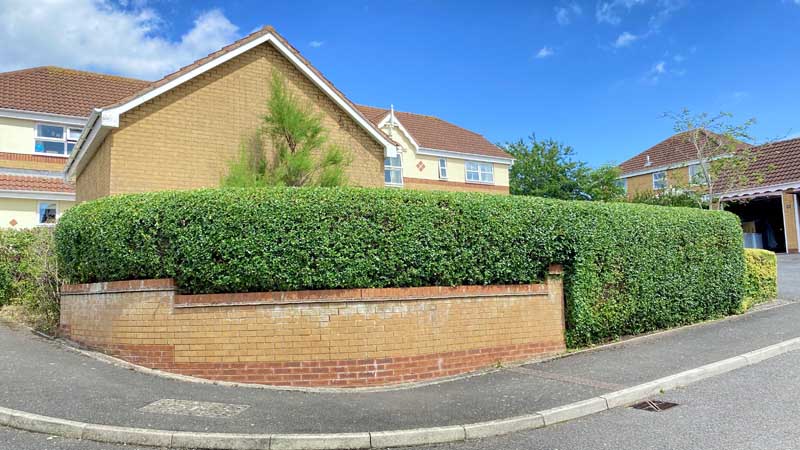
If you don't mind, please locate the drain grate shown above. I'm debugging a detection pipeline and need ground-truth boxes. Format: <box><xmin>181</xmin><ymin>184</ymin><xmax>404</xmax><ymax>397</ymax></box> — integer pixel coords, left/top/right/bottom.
<box><xmin>631</xmin><ymin>400</ymin><xmax>678</xmax><ymax>412</ymax></box>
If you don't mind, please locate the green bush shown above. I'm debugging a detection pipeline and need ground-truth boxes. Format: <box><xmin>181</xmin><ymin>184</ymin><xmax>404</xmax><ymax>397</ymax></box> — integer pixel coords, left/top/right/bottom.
<box><xmin>0</xmin><ymin>228</ymin><xmax>60</xmax><ymax>332</ymax></box>
<box><xmin>55</xmin><ymin>187</ymin><xmax>745</xmax><ymax>347</ymax></box>
<box><xmin>741</xmin><ymin>248</ymin><xmax>777</xmax><ymax>310</ymax></box>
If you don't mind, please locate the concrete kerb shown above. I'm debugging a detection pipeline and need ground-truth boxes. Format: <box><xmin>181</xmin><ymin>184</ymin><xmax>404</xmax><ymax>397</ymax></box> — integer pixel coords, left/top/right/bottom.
<box><xmin>1</xmin><ymin>337</ymin><xmax>799</xmax><ymax>449</ymax></box>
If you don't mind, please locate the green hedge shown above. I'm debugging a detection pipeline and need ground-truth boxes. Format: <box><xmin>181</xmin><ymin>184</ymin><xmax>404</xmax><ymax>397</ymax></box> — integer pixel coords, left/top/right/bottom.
<box><xmin>741</xmin><ymin>248</ymin><xmax>777</xmax><ymax>310</ymax></box>
<box><xmin>55</xmin><ymin>188</ymin><xmax>745</xmax><ymax>346</ymax></box>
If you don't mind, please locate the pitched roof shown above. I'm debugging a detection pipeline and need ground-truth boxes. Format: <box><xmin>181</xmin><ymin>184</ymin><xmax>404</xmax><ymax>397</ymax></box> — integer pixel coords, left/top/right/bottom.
<box><xmin>356</xmin><ymin>105</ymin><xmax>513</xmax><ymax>160</ymax></box>
<box><xmin>101</xmin><ymin>26</ymin><xmax>388</xmax><ymax>145</ymax></box>
<box><xmin>619</xmin><ymin>130</ymin><xmax>751</xmax><ymax>176</ymax></box>
<box><xmin>0</xmin><ymin>66</ymin><xmax>149</xmax><ymax>117</ymax></box>
<box><xmin>0</xmin><ymin>174</ymin><xmax>74</xmax><ymax>193</ymax></box>
<box><xmin>68</xmin><ymin>26</ymin><xmax>394</xmax><ymax>177</ymax></box>
<box><xmin>719</xmin><ymin>137</ymin><xmax>800</xmax><ymax>195</ymax></box>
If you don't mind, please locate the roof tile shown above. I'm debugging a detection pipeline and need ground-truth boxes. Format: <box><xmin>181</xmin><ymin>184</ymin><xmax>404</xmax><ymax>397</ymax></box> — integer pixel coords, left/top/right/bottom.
<box><xmin>0</xmin><ymin>174</ymin><xmax>74</xmax><ymax>193</ymax></box>
<box><xmin>0</xmin><ymin>67</ymin><xmax>149</xmax><ymax>117</ymax></box>
<box><xmin>356</xmin><ymin>105</ymin><xmax>512</xmax><ymax>160</ymax></box>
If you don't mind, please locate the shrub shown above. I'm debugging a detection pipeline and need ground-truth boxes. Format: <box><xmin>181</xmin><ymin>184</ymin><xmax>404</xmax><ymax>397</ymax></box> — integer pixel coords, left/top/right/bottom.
<box><xmin>0</xmin><ymin>227</ymin><xmax>60</xmax><ymax>332</ymax></box>
<box><xmin>629</xmin><ymin>188</ymin><xmax>705</xmax><ymax>209</ymax></box>
<box><xmin>741</xmin><ymin>248</ymin><xmax>777</xmax><ymax>311</ymax></box>
<box><xmin>55</xmin><ymin>187</ymin><xmax>745</xmax><ymax>347</ymax></box>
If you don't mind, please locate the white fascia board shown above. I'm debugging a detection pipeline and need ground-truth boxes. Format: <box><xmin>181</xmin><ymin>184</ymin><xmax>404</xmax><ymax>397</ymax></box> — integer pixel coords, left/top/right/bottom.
<box><xmin>0</xmin><ymin>108</ymin><xmax>87</xmax><ymax>126</ymax></box>
<box><xmin>619</xmin><ymin>160</ymin><xmax>701</xmax><ymax>179</ymax></box>
<box><xmin>64</xmin><ymin>109</ymin><xmax>103</xmax><ymax>178</ymax></box>
<box><xmin>718</xmin><ymin>181</ymin><xmax>800</xmax><ymax>200</ymax></box>
<box><xmin>416</xmin><ymin>147</ymin><xmax>514</xmax><ymax>165</ymax></box>
<box><xmin>377</xmin><ymin>114</ymin><xmax>421</xmax><ymax>150</ymax></box>
<box><xmin>0</xmin><ymin>190</ymin><xmax>75</xmax><ymax>201</ymax></box>
<box><xmin>99</xmin><ymin>32</ymin><xmax>394</xmax><ymax>155</ymax></box>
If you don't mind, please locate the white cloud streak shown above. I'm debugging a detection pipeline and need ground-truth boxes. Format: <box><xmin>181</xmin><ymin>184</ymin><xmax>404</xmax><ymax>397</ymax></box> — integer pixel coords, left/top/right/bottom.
<box><xmin>555</xmin><ymin>2</ymin><xmax>582</xmax><ymax>25</ymax></box>
<box><xmin>536</xmin><ymin>46</ymin><xmax>554</xmax><ymax>58</ymax></box>
<box><xmin>309</xmin><ymin>40</ymin><xmax>324</xmax><ymax>48</ymax></box>
<box><xmin>613</xmin><ymin>31</ymin><xmax>639</xmax><ymax>48</ymax></box>
<box><xmin>0</xmin><ymin>0</ymin><xmax>240</xmax><ymax>80</ymax></box>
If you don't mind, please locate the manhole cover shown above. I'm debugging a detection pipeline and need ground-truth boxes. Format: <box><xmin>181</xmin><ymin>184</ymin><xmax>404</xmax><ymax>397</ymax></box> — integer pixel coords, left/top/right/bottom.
<box><xmin>631</xmin><ymin>400</ymin><xmax>678</xmax><ymax>412</ymax></box>
<box><xmin>140</xmin><ymin>399</ymin><xmax>250</xmax><ymax>418</ymax></box>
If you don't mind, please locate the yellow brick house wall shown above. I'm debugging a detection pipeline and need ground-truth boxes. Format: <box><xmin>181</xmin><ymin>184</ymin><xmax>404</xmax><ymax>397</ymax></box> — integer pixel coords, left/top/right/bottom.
<box><xmin>78</xmin><ymin>42</ymin><xmax>385</xmax><ymax>201</ymax></box>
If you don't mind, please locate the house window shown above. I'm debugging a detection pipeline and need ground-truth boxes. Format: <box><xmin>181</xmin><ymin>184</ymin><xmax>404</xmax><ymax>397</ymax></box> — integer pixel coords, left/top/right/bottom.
<box><xmin>688</xmin><ymin>164</ymin><xmax>707</xmax><ymax>185</ymax></box>
<box><xmin>384</xmin><ymin>155</ymin><xmax>403</xmax><ymax>186</ymax></box>
<box><xmin>438</xmin><ymin>158</ymin><xmax>448</xmax><ymax>179</ymax></box>
<box><xmin>652</xmin><ymin>171</ymin><xmax>667</xmax><ymax>190</ymax></box>
<box><xmin>37</xmin><ymin>202</ymin><xmax>57</xmax><ymax>225</ymax></box>
<box><xmin>466</xmin><ymin>161</ymin><xmax>494</xmax><ymax>184</ymax></box>
<box><xmin>615</xmin><ymin>178</ymin><xmax>628</xmax><ymax>193</ymax></box>
<box><xmin>35</xmin><ymin>124</ymin><xmax>82</xmax><ymax>156</ymax></box>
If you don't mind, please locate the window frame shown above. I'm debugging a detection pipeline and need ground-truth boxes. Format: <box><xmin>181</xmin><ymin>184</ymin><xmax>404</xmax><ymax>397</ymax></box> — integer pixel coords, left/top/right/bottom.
<box><xmin>438</xmin><ymin>158</ymin><xmax>448</xmax><ymax>179</ymax></box>
<box><xmin>687</xmin><ymin>164</ymin><xmax>708</xmax><ymax>186</ymax></box>
<box><xmin>615</xmin><ymin>178</ymin><xmax>628</xmax><ymax>194</ymax></box>
<box><xmin>37</xmin><ymin>201</ymin><xmax>58</xmax><ymax>226</ymax></box>
<box><xmin>34</xmin><ymin>123</ymin><xmax>81</xmax><ymax>157</ymax></box>
<box><xmin>465</xmin><ymin>161</ymin><xmax>494</xmax><ymax>184</ymax></box>
<box><xmin>384</xmin><ymin>154</ymin><xmax>404</xmax><ymax>187</ymax></box>
<box><xmin>652</xmin><ymin>170</ymin><xmax>667</xmax><ymax>190</ymax></box>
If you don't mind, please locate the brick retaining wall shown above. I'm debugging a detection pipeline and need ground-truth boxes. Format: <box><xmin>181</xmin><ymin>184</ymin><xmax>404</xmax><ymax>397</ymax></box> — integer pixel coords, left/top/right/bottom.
<box><xmin>59</xmin><ymin>267</ymin><xmax>565</xmax><ymax>387</ymax></box>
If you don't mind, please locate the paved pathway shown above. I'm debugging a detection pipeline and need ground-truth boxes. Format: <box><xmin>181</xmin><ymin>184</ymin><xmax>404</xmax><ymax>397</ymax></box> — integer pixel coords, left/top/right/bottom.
<box><xmin>777</xmin><ymin>253</ymin><xmax>800</xmax><ymax>300</ymax></box>
<box><xmin>2</xmin><ymin>298</ymin><xmax>800</xmax><ymax>436</ymax></box>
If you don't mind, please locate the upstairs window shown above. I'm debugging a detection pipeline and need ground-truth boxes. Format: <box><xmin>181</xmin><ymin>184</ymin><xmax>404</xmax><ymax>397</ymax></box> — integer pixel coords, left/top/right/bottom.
<box><xmin>652</xmin><ymin>171</ymin><xmax>667</xmax><ymax>190</ymax></box>
<box><xmin>384</xmin><ymin>155</ymin><xmax>403</xmax><ymax>186</ymax></box>
<box><xmin>465</xmin><ymin>161</ymin><xmax>494</xmax><ymax>184</ymax></box>
<box><xmin>438</xmin><ymin>158</ymin><xmax>448</xmax><ymax>179</ymax></box>
<box><xmin>688</xmin><ymin>164</ymin><xmax>708</xmax><ymax>185</ymax></box>
<box><xmin>35</xmin><ymin>124</ymin><xmax>82</xmax><ymax>156</ymax></box>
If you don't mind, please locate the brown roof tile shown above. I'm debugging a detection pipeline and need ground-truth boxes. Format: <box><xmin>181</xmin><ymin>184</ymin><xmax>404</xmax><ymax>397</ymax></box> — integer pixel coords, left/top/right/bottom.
<box><xmin>722</xmin><ymin>137</ymin><xmax>800</xmax><ymax>193</ymax></box>
<box><xmin>0</xmin><ymin>174</ymin><xmax>74</xmax><ymax>193</ymax></box>
<box><xmin>0</xmin><ymin>67</ymin><xmax>149</xmax><ymax>117</ymax></box>
<box><xmin>619</xmin><ymin>130</ymin><xmax>751</xmax><ymax>175</ymax></box>
<box><xmin>356</xmin><ymin>105</ymin><xmax>513</xmax><ymax>160</ymax></box>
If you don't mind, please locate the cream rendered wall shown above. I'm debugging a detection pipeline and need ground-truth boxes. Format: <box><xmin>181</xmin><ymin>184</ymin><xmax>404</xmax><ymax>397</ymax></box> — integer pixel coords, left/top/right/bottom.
<box><xmin>381</xmin><ymin>123</ymin><xmax>510</xmax><ymax>187</ymax></box>
<box><xmin>0</xmin><ymin>117</ymin><xmax>35</xmax><ymax>154</ymax></box>
<box><xmin>0</xmin><ymin>198</ymin><xmax>73</xmax><ymax>229</ymax></box>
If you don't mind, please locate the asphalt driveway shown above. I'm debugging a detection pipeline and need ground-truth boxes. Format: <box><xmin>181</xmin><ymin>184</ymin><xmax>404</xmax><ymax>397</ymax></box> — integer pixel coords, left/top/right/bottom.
<box><xmin>777</xmin><ymin>253</ymin><xmax>800</xmax><ymax>300</ymax></box>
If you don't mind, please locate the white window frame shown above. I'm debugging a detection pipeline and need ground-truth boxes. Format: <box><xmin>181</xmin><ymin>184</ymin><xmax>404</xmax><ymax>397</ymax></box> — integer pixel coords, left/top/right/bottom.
<box><xmin>384</xmin><ymin>155</ymin><xmax>403</xmax><ymax>187</ymax></box>
<box><xmin>652</xmin><ymin>171</ymin><xmax>667</xmax><ymax>190</ymax></box>
<box><xmin>37</xmin><ymin>201</ymin><xmax>58</xmax><ymax>226</ymax></box>
<box><xmin>438</xmin><ymin>158</ymin><xmax>448</xmax><ymax>179</ymax></box>
<box><xmin>465</xmin><ymin>161</ymin><xmax>494</xmax><ymax>184</ymax></box>
<box><xmin>35</xmin><ymin>123</ymin><xmax>82</xmax><ymax>157</ymax></box>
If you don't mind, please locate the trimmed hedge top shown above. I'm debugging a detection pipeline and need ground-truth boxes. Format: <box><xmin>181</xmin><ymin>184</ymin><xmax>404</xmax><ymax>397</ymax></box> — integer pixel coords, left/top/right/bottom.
<box><xmin>55</xmin><ymin>187</ymin><xmax>745</xmax><ymax>346</ymax></box>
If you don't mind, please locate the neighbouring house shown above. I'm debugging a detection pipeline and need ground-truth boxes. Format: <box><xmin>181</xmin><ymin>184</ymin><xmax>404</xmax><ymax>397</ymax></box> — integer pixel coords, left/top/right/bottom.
<box><xmin>357</xmin><ymin>105</ymin><xmax>512</xmax><ymax>193</ymax></box>
<box><xmin>62</xmin><ymin>26</ymin><xmax>512</xmax><ymax>203</ymax></box>
<box><xmin>0</xmin><ymin>67</ymin><xmax>147</xmax><ymax>227</ymax></box>
<box><xmin>618</xmin><ymin>132</ymin><xmax>800</xmax><ymax>253</ymax></box>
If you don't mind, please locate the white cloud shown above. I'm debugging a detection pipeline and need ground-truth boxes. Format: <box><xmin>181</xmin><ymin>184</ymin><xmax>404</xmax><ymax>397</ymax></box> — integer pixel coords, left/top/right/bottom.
<box><xmin>309</xmin><ymin>40</ymin><xmax>324</xmax><ymax>48</ymax></box>
<box><xmin>555</xmin><ymin>2</ymin><xmax>582</xmax><ymax>25</ymax></box>
<box><xmin>642</xmin><ymin>60</ymin><xmax>667</xmax><ymax>84</ymax></box>
<box><xmin>613</xmin><ymin>31</ymin><xmax>639</xmax><ymax>48</ymax></box>
<box><xmin>536</xmin><ymin>46</ymin><xmax>554</xmax><ymax>58</ymax></box>
<box><xmin>0</xmin><ymin>0</ymin><xmax>240</xmax><ymax>80</ymax></box>
<box><xmin>596</xmin><ymin>0</ymin><xmax>646</xmax><ymax>25</ymax></box>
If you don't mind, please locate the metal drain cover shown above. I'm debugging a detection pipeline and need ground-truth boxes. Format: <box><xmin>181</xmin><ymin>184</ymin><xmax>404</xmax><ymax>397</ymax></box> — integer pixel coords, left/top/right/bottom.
<box><xmin>631</xmin><ymin>400</ymin><xmax>678</xmax><ymax>412</ymax></box>
<box><xmin>140</xmin><ymin>399</ymin><xmax>250</xmax><ymax>418</ymax></box>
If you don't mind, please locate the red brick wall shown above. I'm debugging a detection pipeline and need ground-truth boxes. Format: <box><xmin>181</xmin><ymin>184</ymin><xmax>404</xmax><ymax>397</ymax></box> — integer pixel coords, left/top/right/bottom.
<box><xmin>60</xmin><ymin>270</ymin><xmax>565</xmax><ymax>387</ymax></box>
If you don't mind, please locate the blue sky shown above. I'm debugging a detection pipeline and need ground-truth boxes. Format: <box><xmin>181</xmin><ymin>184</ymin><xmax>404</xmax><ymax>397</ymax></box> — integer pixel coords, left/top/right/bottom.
<box><xmin>2</xmin><ymin>1</ymin><xmax>799</xmax><ymax>166</ymax></box>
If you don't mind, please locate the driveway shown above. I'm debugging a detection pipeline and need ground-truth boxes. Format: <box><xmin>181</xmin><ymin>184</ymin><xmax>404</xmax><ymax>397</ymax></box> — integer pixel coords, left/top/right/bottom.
<box><xmin>777</xmin><ymin>253</ymin><xmax>800</xmax><ymax>300</ymax></box>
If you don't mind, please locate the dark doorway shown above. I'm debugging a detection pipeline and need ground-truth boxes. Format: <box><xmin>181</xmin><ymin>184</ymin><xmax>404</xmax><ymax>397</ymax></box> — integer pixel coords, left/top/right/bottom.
<box><xmin>725</xmin><ymin>196</ymin><xmax>787</xmax><ymax>253</ymax></box>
